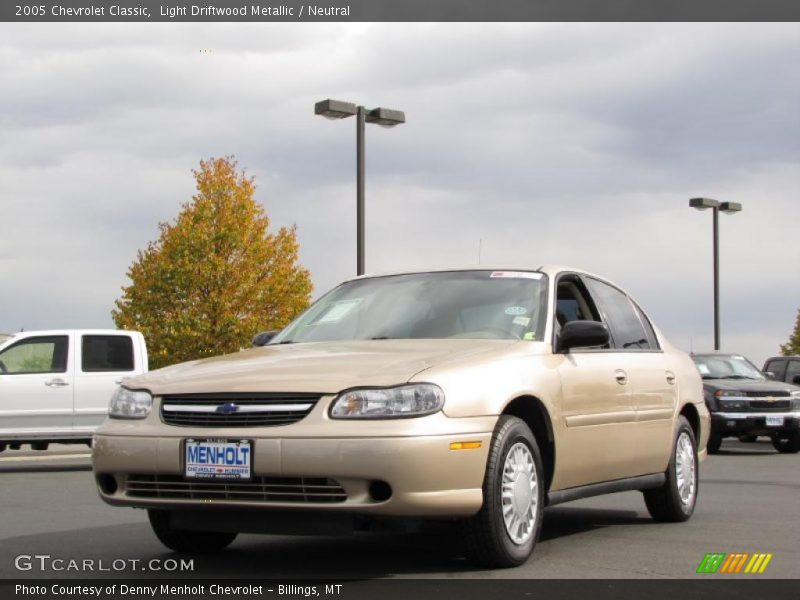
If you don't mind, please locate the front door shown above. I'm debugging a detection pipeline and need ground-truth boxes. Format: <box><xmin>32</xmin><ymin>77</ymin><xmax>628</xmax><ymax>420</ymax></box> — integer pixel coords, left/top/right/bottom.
<box><xmin>0</xmin><ymin>334</ymin><xmax>74</xmax><ymax>438</ymax></box>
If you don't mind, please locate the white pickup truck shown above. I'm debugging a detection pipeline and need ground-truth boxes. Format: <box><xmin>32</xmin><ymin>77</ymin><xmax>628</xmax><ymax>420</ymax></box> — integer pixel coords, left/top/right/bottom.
<box><xmin>0</xmin><ymin>329</ymin><xmax>148</xmax><ymax>451</ymax></box>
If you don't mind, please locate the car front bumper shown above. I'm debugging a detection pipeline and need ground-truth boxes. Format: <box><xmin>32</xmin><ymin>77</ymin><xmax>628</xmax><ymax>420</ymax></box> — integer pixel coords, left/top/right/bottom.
<box><xmin>92</xmin><ymin>412</ymin><xmax>496</xmax><ymax>518</ymax></box>
<box><xmin>711</xmin><ymin>411</ymin><xmax>800</xmax><ymax>437</ymax></box>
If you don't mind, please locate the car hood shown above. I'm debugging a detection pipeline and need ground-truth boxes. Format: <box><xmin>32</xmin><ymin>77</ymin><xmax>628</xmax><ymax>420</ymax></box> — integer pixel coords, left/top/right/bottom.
<box><xmin>123</xmin><ymin>339</ymin><xmax>516</xmax><ymax>396</ymax></box>
<box><xmin>702</xmin><ymin>378</ymin><xmax>799</xmax><ymax>394</ymax></box>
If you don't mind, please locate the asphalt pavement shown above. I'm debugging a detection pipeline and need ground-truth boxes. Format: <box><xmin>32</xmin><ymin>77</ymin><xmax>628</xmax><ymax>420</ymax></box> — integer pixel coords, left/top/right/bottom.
<box><xmin>0</xmin><ymin>439</ymin><xmax>797</xmax><ymax>579</ymax></box>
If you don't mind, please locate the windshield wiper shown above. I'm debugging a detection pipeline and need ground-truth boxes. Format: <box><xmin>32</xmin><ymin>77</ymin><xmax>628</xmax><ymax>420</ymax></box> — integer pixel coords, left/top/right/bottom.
<box><xmin>370</xmin><ymin>336</ymin><xmax>393</xmax><ymax>340</ymax></box>
<box><xmin>723</xmin><ymin>375</ymin><xmax>757</xmax><ymax>379</ymax></box>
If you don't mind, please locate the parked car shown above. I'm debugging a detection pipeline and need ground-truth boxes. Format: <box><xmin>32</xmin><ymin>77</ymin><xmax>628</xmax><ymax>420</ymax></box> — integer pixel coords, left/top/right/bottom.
<box><xmin>0</xmin><ymin>329</ymin><xmax>148</xmax><ymax>451</ymax></box>
<box><xmin>93</xmin><ymin>267</ymin><xmax>707</xmax><ymax>567</ymax></box>
<box><xmin>691</xmin><ymin>353</ymin><xmax>800</xmax><ymax>454</ymax></box>
<box><xmin>763</xmin><ymin>356</ymin><xmax>800</xmax><ymax>386</ymax></box>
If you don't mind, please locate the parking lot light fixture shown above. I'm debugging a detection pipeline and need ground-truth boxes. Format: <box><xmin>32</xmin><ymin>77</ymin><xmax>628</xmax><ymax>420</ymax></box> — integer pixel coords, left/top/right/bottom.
<box><xmin>315</xmin><ymin>98</ymin><xmax>406</xmax><ymax>276</ymax></box>
<box><xmin>689</xmin><ymin>197</ymin><xmax>743</xmax><ymax>351</ymax></box>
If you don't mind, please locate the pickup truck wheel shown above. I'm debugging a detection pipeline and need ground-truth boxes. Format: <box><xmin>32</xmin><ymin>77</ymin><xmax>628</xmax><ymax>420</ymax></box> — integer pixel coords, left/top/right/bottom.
<box><xmin>147</xmin><ymin>509</ymin><xmax>238</xmax><ymax>553</ymax></box>
<box><xmin>462</xmin><ymin>415</ymin><xmax>543</xmax><ymax>568</ymax></box>
<box><xmin>643</xmin><ymin>416</ymin><xmax>698</xmax><ymax>522</ymax></box>
<box><xmin>706</xmin><ymin>432</ymin><xmax>722</xmax><ymax>454</ymax></box>
<box><xmin>771</xmin><ymin>432</ymin><xmax>800</xmax><ymax>454</ymax></box>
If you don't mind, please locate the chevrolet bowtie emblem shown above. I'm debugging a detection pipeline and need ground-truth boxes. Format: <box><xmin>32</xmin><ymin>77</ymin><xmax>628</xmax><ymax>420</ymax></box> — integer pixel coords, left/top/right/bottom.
<box><xmin>216</xmin><ymin>402</ymin><xmax>240</xmax><ymax>414</ymax></box>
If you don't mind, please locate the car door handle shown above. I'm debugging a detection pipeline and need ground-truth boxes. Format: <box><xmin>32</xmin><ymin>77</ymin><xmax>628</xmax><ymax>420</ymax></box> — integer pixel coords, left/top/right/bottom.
<box><xmin>666</xmin><ymin>371</ymin><xmax>676</xmax><ymax>385</ymax></box>
<box><xmin>615</xmin><ymin>370</ymin><xmax>628</xmax><ymax>385</ymax></box>
<box><xmin>45</xmin><ymin>378</ymin><xmax>70</xmax><ymax>387</ymax></box>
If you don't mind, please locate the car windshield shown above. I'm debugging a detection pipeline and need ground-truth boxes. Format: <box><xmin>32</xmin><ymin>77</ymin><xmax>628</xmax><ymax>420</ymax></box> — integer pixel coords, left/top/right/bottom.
<box><xmin>271</xmin><ymin>270</ymin><xmax>546</xmax><ymax>344</ymax></box>
<box><xmin>692</xmin><ymin>354</ymin><xmax>765</xmax><ymax>381</ymax></box>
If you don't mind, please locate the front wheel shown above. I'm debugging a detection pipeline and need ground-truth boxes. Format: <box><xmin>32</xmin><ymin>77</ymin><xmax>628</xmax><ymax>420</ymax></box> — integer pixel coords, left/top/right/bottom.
<box><xmin>643</xmin><ymin>416</ymin><xmax>698</xmax><ymax>522</ymax></box>
<box><xmin>461</xmin><ymin>415</ymin><xmax>544</xmax><ymax>568</ymax></box>
<box><xmin>148</xmin><ymin>509</ymin><xmax>238</xmax><ymax>553</ymax></box>
<box><xmin>771</xmin><ymin>431</ymin><xmax>800</xmax><ymax>454</ymax></box>
<box><xmin>706</xmin><ymin>431</ymin><xmax>722</xmax><ymax>454</ymax></box>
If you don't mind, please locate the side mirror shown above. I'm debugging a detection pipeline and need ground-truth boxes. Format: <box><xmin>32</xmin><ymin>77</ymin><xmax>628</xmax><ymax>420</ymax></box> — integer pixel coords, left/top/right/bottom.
<box><xmin>793</xmin><ymin>375</ymin><xmax>800</xmax><ymax>385</ymax></box>
<box><xmin>764</xmin><ymin>371</ymin><xmax>776</xmax><ymax>380</ymax></box>
<box><xmin>557</xmin><ymin>320</ymin><xmax>610</xmax><ymax>353</ymax></box>
<box><xmin>252</xmin><ymin>330</ymin><xmax>279</xmax><ymax>347</ymax></box>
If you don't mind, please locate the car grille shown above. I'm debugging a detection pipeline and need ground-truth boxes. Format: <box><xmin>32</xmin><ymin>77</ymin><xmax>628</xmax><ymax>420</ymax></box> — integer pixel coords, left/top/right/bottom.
<box><xmin>743</xmin><ymin>390</ymin><xmax>790</xmax><ymax>398</ymax></box>
<box><xmin>125</xmin><ymin>474</ymin><xmax>347</xmax><ymax>503</ymax></box>
<box><xmin>160</xmin><ymin>394</ymin><xmax>320</xmax><ymax>427</ymax></box>
<box><xmin>749</xmin><ymin>400</ymin><xmax>792</xmax><ymax>411</ymax></box>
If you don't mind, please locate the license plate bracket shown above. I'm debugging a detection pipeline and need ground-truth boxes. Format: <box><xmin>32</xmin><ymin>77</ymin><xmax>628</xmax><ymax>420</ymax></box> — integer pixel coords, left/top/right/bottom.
<box><xmin>765</xmin><ymin>415</ymin><xmax>784</xmax><ymax>427</ymax></box>
<box><xmin>184</xmin><ymin>439</ymin><xmax>252</xmax><ymax>480</ymax></box>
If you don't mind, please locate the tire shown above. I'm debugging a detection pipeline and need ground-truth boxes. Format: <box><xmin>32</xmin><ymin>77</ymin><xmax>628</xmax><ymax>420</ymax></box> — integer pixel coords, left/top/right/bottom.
<box><xmin>147</xmin><ymin>509</ymin><xmax>238</xmax><ymax>553</ymax></box>
<box><xmin>771</xmin><ymin>431</ymin><xmax>800</xmax><ymax>454</ymax></box>
<box><xmin>462</xmin><ymin>415</ymin><xmax>544</xmax><ymax>568</ymax></box>
<box><xmin>706</xmin><ymin>431</ymin><xmax>722</xmax><ymax>454</ymax></box>
<box><xmin>644</xmin><ymin>416</ymin><xmax>699</xmax><ymax>522</ymax></box>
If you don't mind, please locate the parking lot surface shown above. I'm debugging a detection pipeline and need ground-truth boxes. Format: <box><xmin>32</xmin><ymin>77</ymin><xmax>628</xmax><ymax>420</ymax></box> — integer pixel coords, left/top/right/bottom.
<box><xmin>0</xmin><ymin>439</ymin><xmax>797</xmax><ymax>579</ymax></box>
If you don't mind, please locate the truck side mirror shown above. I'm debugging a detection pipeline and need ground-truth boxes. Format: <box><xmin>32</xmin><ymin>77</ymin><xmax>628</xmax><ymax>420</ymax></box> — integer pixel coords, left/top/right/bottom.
<box><xmin>252</xmin><ymin>330</ymin><xmax>279</xmax><ymax>347</ymax></box>
<box><xmin>557</xmin><ymin>321</ymin><xmax>610</xmax><ymax>353</ymax></box>
<box><xmin>793</xmin><ymin>375</ymin><xmax>800</xmax><ymax>385</ymax></box>
<box><xmin>764</xmin><ymin>371</ymin><xmax>776</xmax><ymax>380</ymax></box>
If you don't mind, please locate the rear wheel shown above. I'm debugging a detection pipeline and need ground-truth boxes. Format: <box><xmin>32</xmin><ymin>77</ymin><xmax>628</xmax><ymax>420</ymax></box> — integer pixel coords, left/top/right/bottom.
<box><xmin>147</xmin><ymin>509</ymin><xmax>238</xmax><ymax>553</ymax></box>
<box><xmin>462</xmin><ymin>415</ymin><xmax>544</xmax><ymax>568</ymax></box>
<box><xmin>771</xmin><ymin>431</ymin><xmax>800</xmax><ymax>454</ymax></box>
<box><xmin>644</xmin><ymin>416</ymin><xmax>698</xmax><ymax>522</ymax></box>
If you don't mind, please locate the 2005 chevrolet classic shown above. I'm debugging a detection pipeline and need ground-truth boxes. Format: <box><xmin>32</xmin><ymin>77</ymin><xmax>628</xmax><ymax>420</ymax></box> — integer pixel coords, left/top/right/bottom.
<box><xmin>93</xmin><ymin>266</ymin><xmax>708</xmax><ymax>567</ymax></box>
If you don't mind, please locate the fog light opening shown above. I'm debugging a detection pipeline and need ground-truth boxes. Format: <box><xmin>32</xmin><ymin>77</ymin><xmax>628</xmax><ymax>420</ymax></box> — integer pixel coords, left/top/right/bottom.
<box><xmin>97</xmin><ymin>474</ymin><xmax>118</xmax><ymax>495</ymax></box>
<box><xmin>369</xmin><ymin>480</ymin><xmax>392</xmax><ymax>502</ymax></box>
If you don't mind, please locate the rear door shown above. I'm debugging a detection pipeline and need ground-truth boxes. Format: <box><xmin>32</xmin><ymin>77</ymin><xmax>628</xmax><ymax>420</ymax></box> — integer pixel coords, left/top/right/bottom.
<box><xmin>73</xmin><ymin>333</ymin><xmax>138</xmax><ymax>433</ymax></box>
<box><xmin>583</xmin><ymin>277</ymin><xmax>676</xmax><ymax>476</ymax></box>
<box><xmin>0</xmin><ymin>333</ymin><xmax>74</xmax><ymax>438</ymax></box>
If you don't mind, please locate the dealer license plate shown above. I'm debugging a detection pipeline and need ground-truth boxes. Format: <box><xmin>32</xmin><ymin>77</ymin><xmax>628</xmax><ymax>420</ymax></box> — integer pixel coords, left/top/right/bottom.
<box><xmin>184</xmin><ymin>439</ymin><xmax>251</xmax><ymax>480</ymax></box>
<box><xmin>765</xmin><ymin>416</ymin><xmax>784</xmax><ymax>427</ymax></box>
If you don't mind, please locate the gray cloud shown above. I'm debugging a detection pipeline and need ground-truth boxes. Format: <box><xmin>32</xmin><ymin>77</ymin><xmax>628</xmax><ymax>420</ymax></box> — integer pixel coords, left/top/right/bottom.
<box><xmin>0</xmin><ymin>23</ymin><xmax>798</xmax><ymax>366</ymax></box>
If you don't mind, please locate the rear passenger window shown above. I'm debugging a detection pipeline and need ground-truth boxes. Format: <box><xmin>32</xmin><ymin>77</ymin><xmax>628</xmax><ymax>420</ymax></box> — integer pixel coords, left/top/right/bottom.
<box><xmin>584</xmin><ymin>278</ymin><xmax>651</xmax><ymax>350</ymax></box>
<box><xmin>82</xmin><ymin>335</ymin><xmax>134</xmax><ymax>372</ymax></box>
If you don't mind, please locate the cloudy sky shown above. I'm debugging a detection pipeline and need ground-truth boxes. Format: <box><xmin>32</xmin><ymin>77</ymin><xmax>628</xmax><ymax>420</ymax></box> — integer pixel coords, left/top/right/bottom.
<box><xmin>1</xmin><ymin>23</ymin><xmax>798</xmax><ymax>365</ymax></box>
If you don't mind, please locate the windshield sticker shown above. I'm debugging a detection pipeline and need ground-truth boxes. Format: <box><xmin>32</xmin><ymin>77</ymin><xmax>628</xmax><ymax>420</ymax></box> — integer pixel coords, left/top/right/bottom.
<box><xmin>316</xmin><ymin>299</ymin><xmax>362</xmax><ymax>324</ymax></box>
<box><xmin>490</xmin><ymin>271</ymin><xmax>543</xmax><ymax>280</ymax></box>
<box><xmin>697</xmin><ymin>364</ymin><xmax>710</xmax><ymax>375</ymax></box>
<box><xmin>505</xmin><ymin>306</ymin><xmax>528</xmax><ymax>316</ymax></box>
<box><xmin>513</xmin><ymin>316</ymin><xmax>531</xmax><ymax>327</ymax></box>
<box><xmin>523</xmin><ymin>331</ymin><xmax>536</xmax><ymax>340</ymax></box>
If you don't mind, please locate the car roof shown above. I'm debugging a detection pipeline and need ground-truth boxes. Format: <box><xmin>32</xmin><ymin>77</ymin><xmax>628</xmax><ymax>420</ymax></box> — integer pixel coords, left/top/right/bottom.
<box><xmin>345</xmin><ymin>264</ymin><xmax>605</xmax><ymax>283</ymax></box>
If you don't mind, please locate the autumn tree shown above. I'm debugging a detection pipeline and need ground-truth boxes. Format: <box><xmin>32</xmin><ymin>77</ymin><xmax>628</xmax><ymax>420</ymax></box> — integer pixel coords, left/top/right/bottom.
<box><xmin>113</xmin><ymin>157</ymin><xmax>313</xmax><ymax>369</ymax></box>
<box><xmin>781</xmin><ymin>309</ymin><xmax>800</xmax><ymax>356</ymax></box>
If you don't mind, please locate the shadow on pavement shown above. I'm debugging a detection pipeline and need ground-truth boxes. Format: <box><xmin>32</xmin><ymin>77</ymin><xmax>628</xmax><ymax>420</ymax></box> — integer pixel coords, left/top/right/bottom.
<box><xmin>0</xmin><ymin>505</ymin><xmax>652</xmax><ymax>579</ymax></box>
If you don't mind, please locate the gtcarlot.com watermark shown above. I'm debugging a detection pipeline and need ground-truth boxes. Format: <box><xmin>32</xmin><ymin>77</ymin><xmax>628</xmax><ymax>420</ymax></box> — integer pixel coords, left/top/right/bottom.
<box><xmin>14</xmin><ymin>554</ymin><xmax>194</xmax><ymax>573</ymax></box>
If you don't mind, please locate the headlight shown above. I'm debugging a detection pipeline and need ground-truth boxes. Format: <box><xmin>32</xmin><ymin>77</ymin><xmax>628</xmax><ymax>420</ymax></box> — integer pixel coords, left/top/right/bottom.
<box><xmin>330</xmin><ymin>384</ymin><xmax>444</xmax><ymax>419</ymax></box>
<box><xmin>109</xmin><ymin>387</ymin><xmax>153</xmax><ymax>419</ymax></box>
<box><xmin>791</xmin><ymin>390</ymin><xmax>800</xmax><ymax>408</ymax></box>
<box><xmin>714</xmin><ymin>390</ymin><xmax>741</xmax><ymax>398</ymax></box>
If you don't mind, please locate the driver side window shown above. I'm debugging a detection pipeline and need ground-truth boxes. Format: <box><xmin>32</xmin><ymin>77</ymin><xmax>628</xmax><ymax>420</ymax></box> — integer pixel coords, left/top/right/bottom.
<box><xmin>555</xmin><ymin>278</ymin><xmax>599</xmax><ymax>328</ymax></box>
<box><xmin>0</xmin><ymin>336</ymin><xmax>69</xmax><ymax>375</ymax></box>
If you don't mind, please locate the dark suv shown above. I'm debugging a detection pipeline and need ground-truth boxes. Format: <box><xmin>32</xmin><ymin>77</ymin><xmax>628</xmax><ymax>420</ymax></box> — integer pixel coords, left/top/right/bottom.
<box><xmin>763</xmin><ymin>356</ymin><xmax>800</xmax><ymax>386</ymax></box>
<box><xmin>692</xmin><ymin>353</ymin><xmax>800</xmax><ymax>454</ymax></box>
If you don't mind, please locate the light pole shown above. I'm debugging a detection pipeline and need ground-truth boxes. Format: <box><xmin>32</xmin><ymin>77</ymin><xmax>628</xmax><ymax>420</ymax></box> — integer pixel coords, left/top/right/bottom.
<box><xmin>314</xmin><ymin>99</ymin><xmax>406</xmax><ymax>276</ymax></box>
<box><xmin>689</xmin><ymin>197</ymin><xmax>743</xmax><ymax>350</ymax></box>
